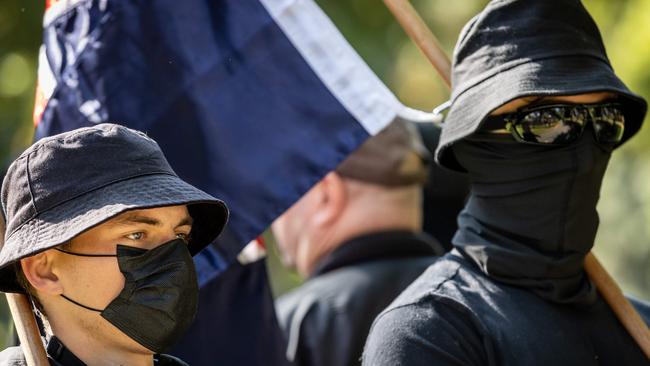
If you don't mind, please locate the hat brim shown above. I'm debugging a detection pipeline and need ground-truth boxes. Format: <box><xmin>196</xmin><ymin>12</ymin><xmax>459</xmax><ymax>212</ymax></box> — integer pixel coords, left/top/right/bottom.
<box><xmin>436</xmin><ymin>56</ymin><xmax>648</xmax><ymax>171</ymax></box>
<box><xmin>0</xmin><ymin>173</ymin><xmax>228</xmax><ymax>293</ymax></box>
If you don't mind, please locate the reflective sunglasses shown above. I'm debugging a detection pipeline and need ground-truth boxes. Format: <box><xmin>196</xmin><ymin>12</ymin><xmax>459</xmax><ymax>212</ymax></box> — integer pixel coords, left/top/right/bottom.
<box><xmin>479</xmin><ymin>102</ymin><xmax>625</xmax><ymax>146</ymax></box>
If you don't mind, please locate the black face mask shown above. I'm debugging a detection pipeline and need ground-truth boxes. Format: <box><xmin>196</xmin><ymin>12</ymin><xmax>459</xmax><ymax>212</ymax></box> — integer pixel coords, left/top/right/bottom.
<box><xmin>59</xmin><ymin>239</ymin><xmax>199</xmax><ymax>353</ymax></box>
<box><xmin>452</xmin><ymin>131</ymin><xmax>611</xmax><ymax>305</ymax></box>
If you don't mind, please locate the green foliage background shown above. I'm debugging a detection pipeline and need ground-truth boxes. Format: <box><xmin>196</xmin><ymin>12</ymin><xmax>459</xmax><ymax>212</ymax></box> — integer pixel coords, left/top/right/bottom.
<box><xmin>0</xmin><ymin>0</ymin><xmax>649</xmax><ymax>347</ymax></box>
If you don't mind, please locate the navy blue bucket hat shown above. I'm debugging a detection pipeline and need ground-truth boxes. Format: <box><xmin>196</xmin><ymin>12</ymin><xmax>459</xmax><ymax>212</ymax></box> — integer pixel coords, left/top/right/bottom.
<box><xmin>0</xmin><ymin>123</ymin><xmax>228</xmax><ymax>293</ymax></box>
<box><xmin>436</xmin><ymin>0</ymin><xmax>648</xmax><ymax>171</ymax></box>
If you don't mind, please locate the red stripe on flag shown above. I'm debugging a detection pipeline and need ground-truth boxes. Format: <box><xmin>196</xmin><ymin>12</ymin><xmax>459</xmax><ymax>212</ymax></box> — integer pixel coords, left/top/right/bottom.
<box><xmin>45</xmin><ymin>0</ymin><xmax>63</xmax><ymax>10</ymax></box>
<box><xmin>33</xmin><ymin>84</ymin><xmax>48</xmax><ymax>127</ymax></box>
<box><xmin>256</xmin><ymin>236</ymin><xmax>266</xmax><ymax>249</ymax></box>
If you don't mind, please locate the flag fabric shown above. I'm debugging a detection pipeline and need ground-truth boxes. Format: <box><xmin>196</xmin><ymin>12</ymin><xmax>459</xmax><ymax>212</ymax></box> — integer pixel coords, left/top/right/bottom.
<box><xmin>34</xmin><ymin>0</ymin><xmax>432</xmax><ymax>364</ymax></box>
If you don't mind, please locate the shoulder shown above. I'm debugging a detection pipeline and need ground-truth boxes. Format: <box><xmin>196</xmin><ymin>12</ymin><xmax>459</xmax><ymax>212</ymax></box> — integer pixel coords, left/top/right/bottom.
<box><xmin>363</xmin><ymin>292</ymin><xmax>488</xmax><ymax>366</ymax></box>
<box><xmin>275</xmin><ymin>266</ymin><xmax>376</xmax><ymax>342</ymax></box>
<box><xmin>386</xmin><ymin>252</ymin><xmax>471</xmax><ymax>309</ymax></box>
<box><xmin>0</xmin><ymin>347</ymin><xmax>28</xmax><ymax>366</ymax></box>
<box><xmin>274</xmin><ymin>273</ymin><xmax>351</xmax><ymax>361</ymax></box>
<box><xmin>362</xmin><ymin>254</ymin><xmax>491</xmax><ymax>366</ymax></box>
<box><xmin>274</xmin><ymin>274</ymin><xmax>341</xmax><ymax>333</ymax></box>
<box><xmin>276</xmin><ymin>255</ymin><xmax>438</xmax><ymax>331</ymax></box>
<box><xmin>275</xmin><ymin>270</ymin><xmax>370</xmax><ymax>365</ymax></box>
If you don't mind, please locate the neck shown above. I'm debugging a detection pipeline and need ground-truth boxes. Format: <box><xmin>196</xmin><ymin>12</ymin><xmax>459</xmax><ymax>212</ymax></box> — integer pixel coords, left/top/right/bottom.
<box><xmin>453</xmin><ymin>193</ymin><xmax>596</xmax><ymax>305</ymax></box>
<box><xmin>450</xmin><ymin>137</ymin><xmax>609</xmax><ymax>305</ymax></box>
<box><xmin>298</xmin><ymin>209</ymin><xmax>420</xmax><ymax>277</ymax></box>
<box><xmin>45</xmin><ymin>301</ymin><xmax>154</xmax><ymax>366</ymax></box>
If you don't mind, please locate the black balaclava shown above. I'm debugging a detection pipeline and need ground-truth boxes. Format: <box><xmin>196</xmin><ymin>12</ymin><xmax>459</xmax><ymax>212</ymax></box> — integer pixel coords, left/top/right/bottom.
<box><xmin>452</xmin><ymin>130</ymin><xmax>611</xmax><ymax>305</ymax></box>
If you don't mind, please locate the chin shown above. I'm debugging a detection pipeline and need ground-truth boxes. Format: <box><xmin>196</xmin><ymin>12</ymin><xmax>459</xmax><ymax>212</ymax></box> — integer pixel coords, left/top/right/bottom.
<box><xmin>124</xmin><ymin>338</ymin><xmax>157</xmax><ymax>355</ymax></box>
<box><xmin>100</xmin><ymin>318</ymin><xmax>157</xmax><ymax>355</ymax></box>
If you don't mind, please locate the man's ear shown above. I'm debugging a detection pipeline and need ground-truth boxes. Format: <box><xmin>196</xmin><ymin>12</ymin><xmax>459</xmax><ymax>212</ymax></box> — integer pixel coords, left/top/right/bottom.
<box><xmin>20</xmin><ymin>252</ymin><xmax>63</xmax><ymax>296</ymax></box>
<box><xmin>312</xmin><ymin>172</ymin><xmax>347</xmax><ymax>227</ymax></box>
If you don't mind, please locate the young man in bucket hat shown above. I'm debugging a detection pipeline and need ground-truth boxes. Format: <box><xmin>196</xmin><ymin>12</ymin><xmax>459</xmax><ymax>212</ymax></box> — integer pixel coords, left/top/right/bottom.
<box><xmin>363</xmin><ymin>1</ymin><xmax>650</xmax><ymax>365</ymax></box>
<box><xmin>0</xmin><ymin>123</ymin><xmax>228</xmax><ymax>365</ymax></box>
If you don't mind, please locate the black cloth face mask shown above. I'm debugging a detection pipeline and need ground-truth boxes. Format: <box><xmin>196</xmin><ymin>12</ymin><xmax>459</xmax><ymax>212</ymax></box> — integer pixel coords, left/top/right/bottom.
<box><xmin>452</xmin><ymin>129</ymin><xmax>611</xmax><ymax>305</ymax></box>
<box><xmin>57</xmin><ymin>239</ymin><xmax>199</xmax><ymax>353</ymax></box>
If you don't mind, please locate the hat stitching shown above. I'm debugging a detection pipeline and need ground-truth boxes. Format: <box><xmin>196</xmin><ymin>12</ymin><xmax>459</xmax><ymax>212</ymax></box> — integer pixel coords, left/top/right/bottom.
<box><xmin>451</xmin><ymin>53</ymin><xmax>611</xmax><ymax>103</ymax></box>
<box><xmin>19</xmin><ymin>124</ymin><xmax>158</xmax><ymax>163</ymax></box>
<box><xmin>25</xmin><ymin>153</ymin><xmax>38</xmax><ymax>217</ymax></box>
<box><xmin>6</xmin><ymin>171</ymin><xmax>178</xmax><ymax>239</ymax></box>
<box><xmin>4</xmin><ymin>198</ymin><xmax>224</xmax><ymax>265</ymax></box>
<box><xmin>3</xmin><ymin>185</ymin><xmax>224</xmax><ymax>263</ymax></box>
<box><xmin>35</xmin><ymin>170</ymin><xmax>177</xmax><ymax>214</ymax></box>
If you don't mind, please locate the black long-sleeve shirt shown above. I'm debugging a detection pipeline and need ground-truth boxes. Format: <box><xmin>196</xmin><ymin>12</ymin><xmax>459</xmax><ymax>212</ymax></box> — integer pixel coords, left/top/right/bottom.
<box><xmin>363</xmin><ymin>251</ymin><xmax>650</xmax><ymax>366</ymax></box>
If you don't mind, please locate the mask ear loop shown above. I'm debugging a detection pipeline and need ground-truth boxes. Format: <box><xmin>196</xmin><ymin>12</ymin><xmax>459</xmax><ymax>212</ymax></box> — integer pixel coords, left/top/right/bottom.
<box><xmin>54</xmin><ymin>248</ymin><xmax>117</xmax><ymax>258</ymax></box>
<box><xmin>54</xmin><ymin>248</ymin><xmax>117</xmax><ymax>312</ymax></box>
<box><xmin>60</xmin><ymin>295</ymin><xmax>103</xmax><ymax>312</ymax></box>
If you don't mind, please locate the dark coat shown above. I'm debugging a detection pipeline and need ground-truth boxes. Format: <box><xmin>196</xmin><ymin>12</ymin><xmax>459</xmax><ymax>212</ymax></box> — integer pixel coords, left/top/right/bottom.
<box><xmin>275</xmin><ymin>231</ymin><xmax>443</xmax><ymax>366</ymax></box>
<box><xmin>363</xmin><ymin>251</ymin><xmax>650</xmax><ymax>366</ymax></box>
<box><xmin>0</xmin><ymin>337</ymin><xmax>187</xmax><ymax>366</ymax></box>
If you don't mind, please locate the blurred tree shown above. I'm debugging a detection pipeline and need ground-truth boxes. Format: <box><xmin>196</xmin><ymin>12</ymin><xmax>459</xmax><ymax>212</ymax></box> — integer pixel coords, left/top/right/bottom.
<box><xmin>0</xmin><ymin>1</ymin><xmax>42</xmax><ymax>168</ymax></box>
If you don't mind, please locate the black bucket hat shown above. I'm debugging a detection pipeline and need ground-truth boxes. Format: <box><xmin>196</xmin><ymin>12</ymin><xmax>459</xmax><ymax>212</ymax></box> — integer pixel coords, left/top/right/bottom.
<box><xmin>0</xmin><ymin>124</ymin><xmax>229</xmax><ymax>293</ymax></box>
<box><xmin>436</xmin><ymin>0</ymin><xmax>648</xmax><ymax>171</ymax></box>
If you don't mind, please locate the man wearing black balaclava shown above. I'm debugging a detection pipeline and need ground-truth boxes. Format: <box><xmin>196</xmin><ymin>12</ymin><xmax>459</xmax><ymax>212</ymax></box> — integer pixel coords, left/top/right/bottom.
<box><xmin>363</xmin><ymin>1</ymin><xmax>650</xmax><ymax>365</ymax></box>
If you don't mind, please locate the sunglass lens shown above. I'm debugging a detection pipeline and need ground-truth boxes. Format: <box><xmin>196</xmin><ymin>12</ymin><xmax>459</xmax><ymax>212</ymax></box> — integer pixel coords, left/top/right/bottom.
<box><xmin>514</xmin><ymin>108</ymin><xmax>584</xmax><ymax>144</ymax></box>
<box><xmin>593</xmin><ymin>107</ymin><xmax>625</xmax><ymax>145</ymax></box>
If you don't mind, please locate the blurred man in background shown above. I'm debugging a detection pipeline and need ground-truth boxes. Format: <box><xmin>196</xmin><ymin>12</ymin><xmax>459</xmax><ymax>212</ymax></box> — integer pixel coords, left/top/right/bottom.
<box><xmin>272</xmin><ymin>119</ymin><xmax>444</xmax><ymax>366</ymax></box>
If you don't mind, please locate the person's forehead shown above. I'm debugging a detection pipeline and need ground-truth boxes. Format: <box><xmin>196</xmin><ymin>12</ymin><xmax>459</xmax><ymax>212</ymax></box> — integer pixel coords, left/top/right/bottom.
<box><xmin>64</xmin><ymin>206</ymin><xmax>191</xmax><ymax>250</ymax></box>
<box><xmin>491</xmin><ymin>92</ymin><xmax>618</xmax><ymax>116</ymax></box>
<box><xmin>106</xmin><ymin>205</ymin><xmax>191</xmax><ymax>226</ymax></box>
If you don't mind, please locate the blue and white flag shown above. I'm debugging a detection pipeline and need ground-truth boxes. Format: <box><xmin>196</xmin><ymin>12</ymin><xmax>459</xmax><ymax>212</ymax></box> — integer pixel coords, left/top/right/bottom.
<box><xmin>34</xmin><ymin>0</ymin><xmax>432</xmax><ymax>364</ymax></box>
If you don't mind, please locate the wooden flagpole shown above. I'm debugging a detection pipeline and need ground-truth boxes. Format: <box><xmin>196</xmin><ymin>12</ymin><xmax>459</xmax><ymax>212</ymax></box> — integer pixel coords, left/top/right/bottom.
<box><xmin>584</xmin><ymin>253</ymin><xmax>650</xmax><ymax>357</ymax></box>
<box><xmin>0</xmin><ymin>217</ymin><xmax>48</xmax><ymax>365</ymax></box>
<box><xmin>382</xmin><ymin>0</ymin><xmax>650</xmax><ymax>359</ymax></box>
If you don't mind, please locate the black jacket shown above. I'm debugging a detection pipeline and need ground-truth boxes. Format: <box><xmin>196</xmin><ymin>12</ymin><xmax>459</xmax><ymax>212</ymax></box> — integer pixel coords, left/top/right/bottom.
<box><xmin>275</xmin><ymin>231</ymin><xmax>443</xmax><ymax>366</ymax></box>
<box><xmin>363</xmin><ymin>251</ymin><xmax>650</xmax><ymax>366</ymax></box>
<box><xmin>0</xmin><ymin>337</ymin><xmax>187</xmax><ymax>366</ymax></box>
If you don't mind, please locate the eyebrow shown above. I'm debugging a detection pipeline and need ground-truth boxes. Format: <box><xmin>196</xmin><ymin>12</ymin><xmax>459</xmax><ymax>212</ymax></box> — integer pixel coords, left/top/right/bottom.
<box><xmin>110</xmin><ymin>214</ymin><xmax>193</xmax><ymax>228</ymax></box>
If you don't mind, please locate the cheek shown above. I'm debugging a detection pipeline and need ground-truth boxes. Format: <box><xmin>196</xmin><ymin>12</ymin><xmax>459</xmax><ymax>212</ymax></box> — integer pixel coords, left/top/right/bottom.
<box><xmin>62</xmin><ymin>258</ymin><xmax>126</xmax><ymax>307</ymax></box>
<box><xmin>272</xmin><ymin>191</ymin><xmax>320</xmax><ymax>257</ymax></box>
<box><xmin>272</xmin><ymin>212</ymin><xmax>306</xmax><ymax>263</ymax></box>
<box><xmin>272</xmin><ymin>217</ymin><xmax>296</xmax><ymax>253</ymax></box>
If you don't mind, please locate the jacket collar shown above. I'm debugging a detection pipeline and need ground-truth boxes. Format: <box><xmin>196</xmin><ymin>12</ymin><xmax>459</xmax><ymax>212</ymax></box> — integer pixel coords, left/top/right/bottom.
<box><xmin>310</xmin><ymin>230</ymin><xmax>443</xmax><ymax>278</ymax></box>
<box><xmin>46</xmin><ymin>336</ymin><xmax>188</xmax><ymax>366</ymax></box>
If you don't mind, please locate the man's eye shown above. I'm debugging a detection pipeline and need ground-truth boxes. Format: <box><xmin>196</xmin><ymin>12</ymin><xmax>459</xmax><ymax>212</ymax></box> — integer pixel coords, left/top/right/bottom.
<box><xmin>126</xmin><ymin>232</ymin><xmax>144</xmax><ymax>240</ymax></box>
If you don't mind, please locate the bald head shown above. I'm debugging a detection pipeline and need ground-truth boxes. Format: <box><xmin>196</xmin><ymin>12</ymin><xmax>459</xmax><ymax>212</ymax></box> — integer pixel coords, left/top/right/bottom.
<box><xmin>272</xmin><ymin>172</ymin><xmax>422</xmax><ymax>277</ymax></box>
